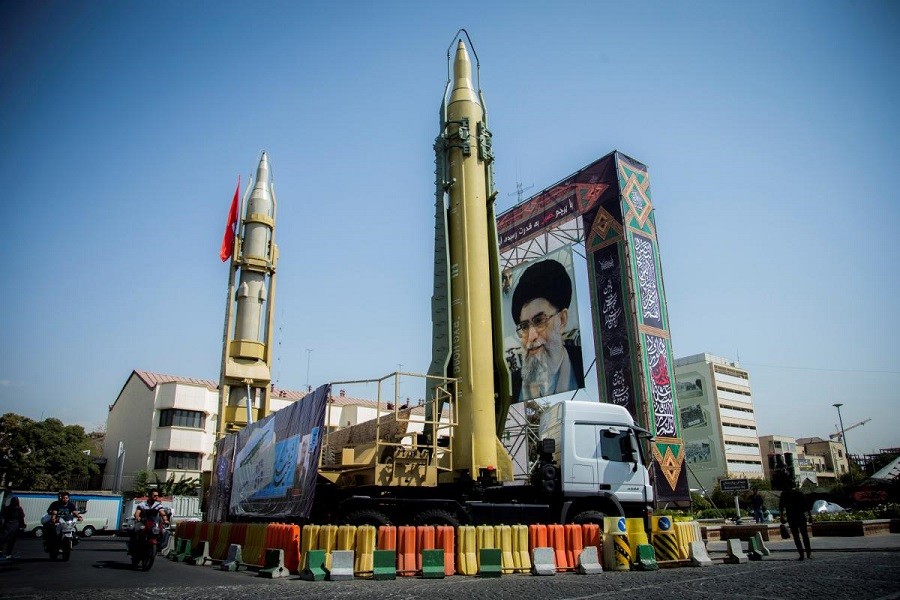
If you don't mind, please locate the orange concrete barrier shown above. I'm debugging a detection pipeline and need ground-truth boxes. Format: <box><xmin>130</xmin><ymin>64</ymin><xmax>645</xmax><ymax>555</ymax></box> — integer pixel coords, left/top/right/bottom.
<box><xmin>565</xmin><ymin>524</ymin><xmax>583</xmax><ymax>569</ymax></box>
<box><xmin>416</xmin><ymin>526</ymin><xmax>435</xmax><ymax>572</ymax></box>
<box><xmin>377</xmin><ymin>525</ymin><xmax>396</xmax><ymax>551</ymax></box>
<box><xmin>548</xmin><ymin>524</ymin><xmax>570</xmax><ymax>571</ymax></box>
<box><xmin>397</xmin><ymin>526</ymin><xmax>417</xmax><ymax>576</ymax></box>
<box><xmin>581</xmin><ymin>523</ymin><xmax>602</xmax><ymax>557</ymax></box>
<box><xmin>264</xmin><ymin>523</ymin><xmax>301</xmax><ymax>573</ymax></box>
<box><xmin>436</xmin><ymin>525</ymin><xmax>455</xmax><ymax>576</ymax></box>
<box><xmin>229</xmin><ymin>523</ymin><xmax>248</xmax><ymax>549</ymax></box>
<box><xmin>529</xmin><ymin>524</ymin><xmax>548</xmax><ymax>551</ymax></box>
<box><xmin>195</xmin><ymin>522</ymin><xmax>210</xmax><ymax>547</ymax></box>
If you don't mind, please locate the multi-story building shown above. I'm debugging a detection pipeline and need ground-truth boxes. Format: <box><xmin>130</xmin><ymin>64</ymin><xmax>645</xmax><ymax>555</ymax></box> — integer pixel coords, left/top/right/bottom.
<box><xmin>102</xmin><ymin>370</ymin><xmax>379</xmax><ymax>492</ymax></box>
<box><xmin>758</xmin><ymin>434</ymin><xmax>818</xmax><ymax>486</ymax></box>
<box><xmin>673</xmin><ymin>353</ymin><xmax>764</xmax><ymax>492</ymax></box>
<box><xmin>796</xmin><ymin>437</ymin><xmax>849</xmax><ymax>484</ymax></box>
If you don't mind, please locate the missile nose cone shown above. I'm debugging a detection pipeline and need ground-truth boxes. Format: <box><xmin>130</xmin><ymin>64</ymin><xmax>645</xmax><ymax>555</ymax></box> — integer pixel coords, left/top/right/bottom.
<box><xmin>255</xmin><ymin>151</ymin><xmax>270</xmax><ymax>186</ymax></box>
<box><xmin>452</xmin><ymin>40</ymin><xmax>473</xmax><ymax>91</ymax></box>
<box><xmin>450</xmin><ymin>40</ymin><xmax>478</xmax><ymax>105</ymax></box>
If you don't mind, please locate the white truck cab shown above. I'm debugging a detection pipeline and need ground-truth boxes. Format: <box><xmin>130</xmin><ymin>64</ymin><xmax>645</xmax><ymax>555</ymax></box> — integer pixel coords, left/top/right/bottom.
<box><xmin>539</xmin><ymin>401</ymin><xmax>653</xmax><ymax>521</ymax></box>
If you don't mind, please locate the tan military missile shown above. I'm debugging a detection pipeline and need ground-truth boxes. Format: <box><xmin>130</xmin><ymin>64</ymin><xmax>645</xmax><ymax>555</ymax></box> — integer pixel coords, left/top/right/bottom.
<box><xmin>430</xmin><ymin>33</ymin><xmax>512</xmax><ymax>482</ymax></box>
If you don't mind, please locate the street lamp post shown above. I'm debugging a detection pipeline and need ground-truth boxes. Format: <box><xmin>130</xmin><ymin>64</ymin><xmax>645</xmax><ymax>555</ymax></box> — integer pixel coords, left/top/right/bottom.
<box><xmin>833</xmin><ymin>402</ymin><xmax>850</xmax><ymax>471</ymax></box>
<box><xmin>306</xmin><ymin>349</ymin><xmax>313</xmax><ymax>391</ymax></box>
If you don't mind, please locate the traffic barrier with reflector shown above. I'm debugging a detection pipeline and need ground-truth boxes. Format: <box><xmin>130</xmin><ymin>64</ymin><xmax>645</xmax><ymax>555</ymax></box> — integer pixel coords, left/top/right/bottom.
<box><xmin>651</xmin><ymin>517</ymin><xmax>679</xmax><ymax>562</ymax></box>
<box><xmin>603</xmin><ymin>517</ymin><xmax>630</xmax><ymax>571</ymax></box>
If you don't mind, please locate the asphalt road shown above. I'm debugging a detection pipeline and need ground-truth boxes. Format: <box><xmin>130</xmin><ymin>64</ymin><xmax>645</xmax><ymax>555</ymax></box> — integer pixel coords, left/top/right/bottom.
<box><xmin>1</xmin><ymin>536</ymin><xmax>899</xmax><ymax>600</ymax></box>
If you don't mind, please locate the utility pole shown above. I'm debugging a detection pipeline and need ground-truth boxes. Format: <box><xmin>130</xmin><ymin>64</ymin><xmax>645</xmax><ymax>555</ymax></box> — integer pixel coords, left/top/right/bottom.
<box><xmin>833</xmin><ymin>403</ymin><xmax>850</xmax><ymax>471</ymax></box>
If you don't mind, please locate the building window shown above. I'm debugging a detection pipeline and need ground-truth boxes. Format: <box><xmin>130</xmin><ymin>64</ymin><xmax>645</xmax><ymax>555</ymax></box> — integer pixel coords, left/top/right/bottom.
<box><xmin>154</xmin><ymin>451</ymin><xmax>201</xmax><ymax>470</ymax></box>
<box><xmin>159</xmin><ymin>409</ymin><xmax>205</xmax><ymax>429</ymax></box>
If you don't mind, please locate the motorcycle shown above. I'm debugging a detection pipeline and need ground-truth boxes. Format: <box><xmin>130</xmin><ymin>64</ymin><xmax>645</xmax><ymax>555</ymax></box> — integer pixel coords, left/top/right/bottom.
<box><xmin>129</xmin><ymin>515</ymin><xmax>164</xmax><ymax>571</ymax></box>
<box><xmin>42</xmin><ymin>511</ymin><xmax>79</xmax><ymax>561</ymax></box>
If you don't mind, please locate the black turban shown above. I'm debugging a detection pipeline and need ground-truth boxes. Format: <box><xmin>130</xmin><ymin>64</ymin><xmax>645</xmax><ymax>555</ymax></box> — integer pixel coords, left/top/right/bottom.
<box><xmin>511</xmin><ymin>259</ymin><xmax>572</xmax><ymax>323</ymax></box>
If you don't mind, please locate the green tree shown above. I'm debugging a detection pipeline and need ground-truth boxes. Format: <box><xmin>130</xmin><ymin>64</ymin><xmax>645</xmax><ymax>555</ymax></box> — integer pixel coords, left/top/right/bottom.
<box><xmin>129</xmin><ymin>471</ymin><xmax>201</xmax><ymax>498</ymax></box>
<box><xmin>0</xmin><ymin>413</ymin><xmax>97</xmax><ymax>490</ymax></box>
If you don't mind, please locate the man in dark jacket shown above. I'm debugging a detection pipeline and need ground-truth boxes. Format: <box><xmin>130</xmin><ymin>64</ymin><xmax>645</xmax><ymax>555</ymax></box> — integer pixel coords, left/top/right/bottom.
<box><xmin>779</xmin><ymin>485</ymin><xmax>812</xmax><ymax>560</ymax></box>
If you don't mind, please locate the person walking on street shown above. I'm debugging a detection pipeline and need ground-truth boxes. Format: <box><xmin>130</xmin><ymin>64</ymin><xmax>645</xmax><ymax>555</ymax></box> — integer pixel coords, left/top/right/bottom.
<box><xmin>0</xmin><ymin>496</ymin><xmax>26</xmax><ymax>559</ymax></box>
<box><xmin>779</xmin><ymin>484</ymin><xmax>812</xmax><ymax>560</ymax></box>
<box><xmin>750</xmin><ymin>489</ymin><xmax>765</xmax><ymax>524</ymax></box>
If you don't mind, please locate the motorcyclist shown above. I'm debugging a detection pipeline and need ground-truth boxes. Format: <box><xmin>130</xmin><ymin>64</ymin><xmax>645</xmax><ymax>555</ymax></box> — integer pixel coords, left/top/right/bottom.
<box><xmin>129</xmin><ymin>490</ymin><xmax>169</xmax><ymax>553</ymax></box>
<box><xmin>42</xmin><ymin>491</ymin><xmax>82</xmax><ymax>544</ymax></box>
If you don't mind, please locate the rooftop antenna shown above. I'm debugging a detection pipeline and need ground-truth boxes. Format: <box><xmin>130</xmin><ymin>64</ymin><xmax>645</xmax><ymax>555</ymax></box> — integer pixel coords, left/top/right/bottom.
<box><xmin>508</xmin><ymin>181</ymin><xmax>535</xmax><ymax>204</ymax></box>
<box><xmin>507</xmin><ymin>160</ymin><xmax>534</xmax><ymax>205</ymax></box>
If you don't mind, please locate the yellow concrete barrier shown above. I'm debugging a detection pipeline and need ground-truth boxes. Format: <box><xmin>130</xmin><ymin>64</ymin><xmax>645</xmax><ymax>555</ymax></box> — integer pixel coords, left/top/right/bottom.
<box><xmin>457</xmin><ymin>526</ymin><xmax>477</xmax><ymax>576</ymax></box>
<box><xmin>355</xmin><ymin>525</ymin><xmax>375</xmax><ymax>575</ymax></box>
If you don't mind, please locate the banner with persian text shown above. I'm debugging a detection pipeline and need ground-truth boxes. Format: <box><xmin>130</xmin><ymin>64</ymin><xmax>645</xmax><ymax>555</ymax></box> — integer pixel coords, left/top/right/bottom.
<box><xmin>207</xmin><ymin>384</ymin><xmax>329</xmax><ymax>520</ymax></box>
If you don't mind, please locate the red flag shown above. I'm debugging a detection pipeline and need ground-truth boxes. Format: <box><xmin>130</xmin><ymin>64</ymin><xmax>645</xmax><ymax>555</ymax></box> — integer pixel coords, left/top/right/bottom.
<box><xmin>219</xmin><ymin>177</ymin><xmax>240</xmax><ymax>262</ymax></box>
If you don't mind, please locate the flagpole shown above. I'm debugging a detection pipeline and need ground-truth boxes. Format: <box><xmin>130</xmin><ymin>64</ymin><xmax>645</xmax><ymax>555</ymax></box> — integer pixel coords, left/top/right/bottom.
<box><xmin>217</xmin><ymin>176</ymin><xmax>250</xmax><ymax>439</ymax></box>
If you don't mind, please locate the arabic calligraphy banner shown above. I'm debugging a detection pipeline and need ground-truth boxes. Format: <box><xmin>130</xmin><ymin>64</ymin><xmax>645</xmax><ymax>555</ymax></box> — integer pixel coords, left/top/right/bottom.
<box><xmin>496</xmin><ymin>153</ymin><xmax>617</xmax><ymax>253</ymax></box>
<box><xmin>591</xmin><ymin>242</ymin><xmax>637</xmax><ymax>416</ymax></box>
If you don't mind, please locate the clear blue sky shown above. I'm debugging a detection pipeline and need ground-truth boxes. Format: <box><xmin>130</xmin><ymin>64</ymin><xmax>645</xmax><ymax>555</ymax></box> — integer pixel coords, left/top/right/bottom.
<box><xmin>1</xmin><ymin>1</ymin><xmax>897</xmax><ymax>456</ymax></box>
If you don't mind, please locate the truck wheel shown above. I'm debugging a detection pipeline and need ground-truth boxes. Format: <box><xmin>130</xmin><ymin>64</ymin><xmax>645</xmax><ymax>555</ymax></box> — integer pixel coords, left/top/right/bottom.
<box><xmin>412</xmin><ymin>509</ymin><xmax>461</xmax><ymax>528</ymax></box>
<box><xmin>342</xmin><ymin>509</ymin><xmax>391</xmax><ymax>527</ymax></box>
<box><xmin>572</xmin><ymin>510</ymin><xmax>606</xmax><ymax>525</ymax></box>
<box><xmin>33</xmin><ymin>527</ymin><xmax>44</xmax><ymax>539</ymax></box>
<box><xmin>81</xmin><ymin>526</ymin><xmax>95</xmax><ymax>538</ymax></box>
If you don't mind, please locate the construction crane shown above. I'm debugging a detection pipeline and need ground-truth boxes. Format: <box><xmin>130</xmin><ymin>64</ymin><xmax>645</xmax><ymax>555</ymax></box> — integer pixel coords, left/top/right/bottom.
<box><xmin>830</xmin><ymin>418</ymin><xmax>871</xmax><ymax>441</ymax></box>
